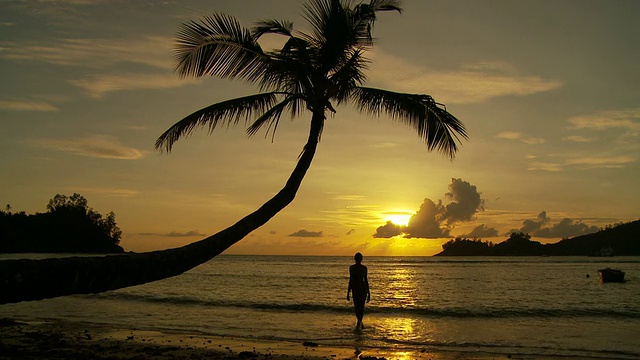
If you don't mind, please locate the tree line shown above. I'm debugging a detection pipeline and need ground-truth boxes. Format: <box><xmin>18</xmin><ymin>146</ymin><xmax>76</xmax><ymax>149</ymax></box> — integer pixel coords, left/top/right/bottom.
<box><xmin>0</xmin><ymin>193</ymin><xmax>123</xmax><ymax>253</ymax></box>
<box><xmin>437</xmin><ymin>220</ymin><xmax>640</xmax><ymax>256</ymax></box>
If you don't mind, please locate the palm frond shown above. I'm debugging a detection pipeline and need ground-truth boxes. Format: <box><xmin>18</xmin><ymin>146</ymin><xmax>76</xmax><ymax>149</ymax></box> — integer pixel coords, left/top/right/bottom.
<box><xmin>247</xmin><ymin>95</ymin><xmax>303</xmax><ymax>139</ymax></box>
<box><xmin>156</xmin><ymin>93</ymin><xmax>279</xmax><ymax>152</ymax></box>
<box><xmin>287</xmin><ymin>91</ymin><xmax>307</xmax><ymax>118</ymax></box>
<box><xmin>302</xmin><ymin>0</ymin><xmax>401</xmax><ymax>76</ymax></box>
<box><xmin>302</xmin><ymin>0</ymin><xmax>354</xmax><ymax>73</ymax></box>
<box><xmin>257</xmin><ymin>51</ymin><xmax>314</xmax><ymax>95</ymax></box>
<box><xmin>174</xmin><ymin>13</ymin><xmax>267</xmax><ymax>81</ymax></box>
<box><xmin>329</xmin><ymin>48</ymin><xmax>369</xmax><ymax>103</ymax></box>
<box><xmin>360</xmin><ymin>0</ymin><xmax>403</xmax><ymax>14</ymax></box>
<box><xmin>251</xmin><ymin>19</ymin><xmax>294</xmax><ymax>39</ymax></box>
<box><xmin>278</xmin><ymin>35</ymin><xmax>316</xmax><ymax>69</ymax></box>
<box><xmin>302</xmin><ymin>0</ymin><xmax>335</xmax><ymax>41</ymax></box>
<box><xmin>351</xmin><ymin>87</ymin><xmax>468</xmax><ymax>158</ymax></box>
<box><xmin>352</xmin><ymin>0</ymin><xmax>402</xmax><ymax>43</ymax></box>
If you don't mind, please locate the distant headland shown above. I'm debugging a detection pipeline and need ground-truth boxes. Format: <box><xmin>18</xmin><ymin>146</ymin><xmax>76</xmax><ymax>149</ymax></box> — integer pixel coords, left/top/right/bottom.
<box><xmin>435</xmin><ymin>219</ymin><xmax>640</xmax><ymax>256</ymax></box>
<box><xmin>0</xmin><ymin>193</ymin><xmax>124</xmax><ymax>254</ymax></box>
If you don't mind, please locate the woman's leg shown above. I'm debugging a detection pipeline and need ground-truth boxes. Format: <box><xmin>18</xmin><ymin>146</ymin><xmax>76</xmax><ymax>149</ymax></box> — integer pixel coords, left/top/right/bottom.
<box><xmin>353</xmin><ymin>297</ymin><xmax>365</xmax><ymax>328</ymax></box>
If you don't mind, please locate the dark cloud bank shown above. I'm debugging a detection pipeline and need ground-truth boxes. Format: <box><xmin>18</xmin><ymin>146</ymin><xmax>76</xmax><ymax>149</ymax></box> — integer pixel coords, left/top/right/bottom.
<box><xmin>139</xmin><ymin>230</ymin><xmax>206</xmax><ymax>237</ymax></box>
<box><xmin>289</xmin><ymin>229</ymin><xmax>324</xmax><ymax>237</ymax></box>
<box><xmin>510</xmin><ymin>211</ymin><xmax>599</xmax><ymax>238</ymax></box>
<box><xmin>373</xmin><ymin>178</ymin><xmax>598</xmax><ymax>240</ymax></box>
<box><xmin>374</xmin><ymin>178</ymin><xmax>487</xmax><ymax>239</ymax></box>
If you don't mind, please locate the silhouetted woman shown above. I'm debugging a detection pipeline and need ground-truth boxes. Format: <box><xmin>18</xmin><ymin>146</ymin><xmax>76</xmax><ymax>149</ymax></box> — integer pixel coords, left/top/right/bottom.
<box><xmin>347</xmin><ymin>252</ymin><xmax>370</xmax><ymax>329</ymax></box>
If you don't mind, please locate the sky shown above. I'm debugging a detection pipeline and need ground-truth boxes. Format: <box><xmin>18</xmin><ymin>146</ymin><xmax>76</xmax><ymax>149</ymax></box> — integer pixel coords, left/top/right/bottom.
<box><xmin>1</xmin><ymin>0</ymin><xmax>638</xmax><ymax>256</ymax></box>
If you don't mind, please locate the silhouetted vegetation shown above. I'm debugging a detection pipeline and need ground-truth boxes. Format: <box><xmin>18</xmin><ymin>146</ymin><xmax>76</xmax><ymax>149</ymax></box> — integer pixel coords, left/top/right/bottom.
<box><xmin>0</xmin><ymin>193</ymin><xmax>123</xmax><ymax>253</ymax></box>
<box><xmin>1</xmin><ymin>0</ymin><xmax>467</xmax><ymax>304</ymax></box>
<box><xmin>436</xmin><ymin>220</ymin><xmax>640</xmax><ymax>256</ymax></box>
<box><xmin>440</xmin><ymin>237</ymin><xmax>494</xmax><ymax>256</ymax></box>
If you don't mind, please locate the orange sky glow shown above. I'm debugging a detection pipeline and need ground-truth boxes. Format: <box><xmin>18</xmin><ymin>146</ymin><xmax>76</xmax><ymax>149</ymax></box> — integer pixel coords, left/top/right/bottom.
<box><xmin>1</xmin><ymin>0</ymin><xmax>638</xmax><ymax>256</ymax></box>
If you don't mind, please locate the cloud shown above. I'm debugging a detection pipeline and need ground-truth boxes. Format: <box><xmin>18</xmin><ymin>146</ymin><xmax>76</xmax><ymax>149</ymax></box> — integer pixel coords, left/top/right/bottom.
<box><xmin>70</xmin><ymin>72</ymin><xmax>198</xmax><ymax>98</ymax></box>
<box><xmin>440</xmin><ymin>178</ymin><xmax>485</xmax><ymax>224</ymax></box>
<box><xmin>166</xmin><ymin>230</ymin><xmax>207</xmax><ymax>238</ymax></box>
<box><xmin>288</xmin><ymin>229</ymin><xmax>324</xmax><ymax>237</ymax></box>
<box><xmin>368</xmin><ymin>52</ymin><xmax>562</xmax><ymax>104</ymax></box>
<box><xmin>43</xmin><ymin>0</ymin><xmax>106</xmax><ymax>4</ymax></box>
<box><xmin>404</xmin><ymin>198</ymin><xmax>450</xmax><ymax>238</ymax></box>
<box><xmin>0</xmin><ymin>36</ymin><xmax>197</xmax><ymax>97</ymax></box>
<box><xmin>496</xmin><ymin>131</ymin><xmax>545</xmax><ymax>144</ymax></box>
<box><xmin>514</xmin><ymin>211</ymin><xmax>549</xmax><ymax>234</ymax></box>
<box><xmin>373</xmin><ymin>178</ymin><xmax>484</xmax><ymax>239</ymax></box>
<box><xmin>461</xmin><ymin>224</ymin><xmax>500</xmax><ymax>238</ymax></box>
<box><xmin>31</xmin><ymin>134</ymin><xmax>147</xmax><ymax>160</ymax></box>
<box><xmin>373</xmin><ymin>221</ymin><xmax>404</xmax><ymax>238</ymax></box>
<box><xmin>15</xmin><ymin>0</ymin><xmax>108</xmax><ymax>6</ymax></box>
<box><xmin>563</xmin><ymin>135</ymin><xmax>595</xmax><ymax>143</ymax></box>
<box><xmin>139</xmin><ymin>230</ymin><xmax>206</xmax><ymax>238</ymax></box>
<box><xmin>534</xmin><ymin>218</ymin><xmax>599</xmax><ymax>238</ymax></box>
<box><xmin>527</xmin><ymin>162</ymin><xmax>564</xmax><ymax>172</ymax></box>
<box><xmin>527</xmin><ymin>108</ymin><xmax>639</xmax><ymax>172</ymax></box>
<box><xmin>510</xmin><ymin>211</ymin><xmax>598</xmax><ymax>238</ymax></box>
<box><xmin>527</xmin><ymin>155</ymin><xmax>636</xmax><ymax>171</ymax></box>
<box><xmin>71</xmin><ymin>187</ymin><xmax>138</xmax><ymax>197</ymax></box>
<box><xmin>568</xmin><ymin>109</ymin><xmax>640</xmax><ymax>133</ymax></box>
<box><xmin>0</xmin><ymin>99</ymin><xmax>58</xmax><ymax>112</ymax></box>
<box><xmin>331</xmin><ymin>194</ymin><xmax>366</xmax><ymax>201</ymax></box>
<box><xmin>0</xmin><ymin>36</ymin><xmax>173</xmax><ymax>70</ymax></box>
<box><xmin>566</xmin><ymin>156</ymin><xmax>636</xmax><ymax>168</ymax></box>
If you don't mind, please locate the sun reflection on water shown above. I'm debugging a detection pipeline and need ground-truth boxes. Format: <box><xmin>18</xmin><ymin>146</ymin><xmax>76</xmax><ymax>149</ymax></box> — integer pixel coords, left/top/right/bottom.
<box><xmin>384</xmin><ymin>267</ymin><xmax>417</xmax><ymax>308</ymax></box>
<box><xmin>380</xmin><ymin>316</ymin><xmax>417</xmax><ymax>342</ymax></box>
<box><xmin>388</xmin><ymin>350</ymin><xmax>414</xmax><ymax>360</ymax></box>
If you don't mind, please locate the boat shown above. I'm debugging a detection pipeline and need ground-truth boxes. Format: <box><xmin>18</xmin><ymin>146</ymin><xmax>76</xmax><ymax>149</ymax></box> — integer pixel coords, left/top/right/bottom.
<box><xmin>597</xmin><ymin>268</ymin><xmax>625</xmax><ymax>283</ymax></box>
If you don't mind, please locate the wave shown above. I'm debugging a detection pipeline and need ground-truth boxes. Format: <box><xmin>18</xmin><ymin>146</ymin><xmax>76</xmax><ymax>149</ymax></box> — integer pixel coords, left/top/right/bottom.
<box><xmin>193</xmin><ymin>272</ymin><xmax>337</xmax><ymax>281</ymax></box>
<box><xmin>90</xmin><ymin>292</ymin><xmax>640</xmax><ymax>319</ymax></box>
<box><xmin>371</xmin><ymin>257</ymin><xmax>640</xmax><ymax>266</ymax></box>
<box><xmin>358</xmin><ymin>336</ymin><xmax>640</xmax><ymax>360</ymax></box>
<box><xmin>361</xmin><ymin>337</ymin><xmax>640</xmax><ymax>360</ymax></box>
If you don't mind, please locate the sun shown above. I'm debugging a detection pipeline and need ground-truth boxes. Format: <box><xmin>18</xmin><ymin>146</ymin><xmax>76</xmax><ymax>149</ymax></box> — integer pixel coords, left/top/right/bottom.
<box><xmin>384</xmin><ymin>212</ymin><xmax>413</xmax><ymax>227</ymax></box>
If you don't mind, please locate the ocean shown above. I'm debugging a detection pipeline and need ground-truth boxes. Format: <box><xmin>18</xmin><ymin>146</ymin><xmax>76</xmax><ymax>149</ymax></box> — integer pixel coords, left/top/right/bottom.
<box><xmin>1</xmin><ymin>255</ymin><xmax>639</xmax><ymax>359</ymax></box>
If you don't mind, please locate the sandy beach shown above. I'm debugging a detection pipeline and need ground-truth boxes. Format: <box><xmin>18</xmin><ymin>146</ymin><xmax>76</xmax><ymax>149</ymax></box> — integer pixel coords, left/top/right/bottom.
<box><xmin>0</xmin><ymin>317</ymin><xmax>585</xmax><ymax>360</ymax></box>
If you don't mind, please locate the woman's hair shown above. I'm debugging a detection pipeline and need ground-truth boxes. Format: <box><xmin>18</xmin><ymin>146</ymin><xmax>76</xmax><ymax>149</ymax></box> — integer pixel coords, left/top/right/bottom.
<box><xmin>354</xmin><ymin>252</ymin><xmax>363</xmax><ymax>262</ymax></box>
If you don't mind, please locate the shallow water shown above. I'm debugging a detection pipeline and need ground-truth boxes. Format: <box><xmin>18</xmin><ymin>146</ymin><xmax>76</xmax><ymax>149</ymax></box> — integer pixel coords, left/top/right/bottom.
<box><xmin>2</xmin><ymin>255</ymin><xmax>639</xmax><ymax>358</ymax></box>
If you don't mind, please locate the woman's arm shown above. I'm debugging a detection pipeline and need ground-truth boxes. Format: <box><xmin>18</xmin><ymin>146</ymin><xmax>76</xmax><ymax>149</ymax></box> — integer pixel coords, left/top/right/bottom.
<box><xmin>365</xmin><ymin>267</ymin><xmax>370</xmax><ymax>302</ymax></box>
<box><xmin>347</xmin><ymin>267</ymin><xmax>352</xmax><ymax>300</ymax></box>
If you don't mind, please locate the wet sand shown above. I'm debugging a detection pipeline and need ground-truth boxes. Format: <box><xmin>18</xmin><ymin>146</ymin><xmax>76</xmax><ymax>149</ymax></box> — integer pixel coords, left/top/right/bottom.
<box><xmin>0</xmin><ymin>317</ymin><xmax>571</xmax><ymax>360</ymax></box>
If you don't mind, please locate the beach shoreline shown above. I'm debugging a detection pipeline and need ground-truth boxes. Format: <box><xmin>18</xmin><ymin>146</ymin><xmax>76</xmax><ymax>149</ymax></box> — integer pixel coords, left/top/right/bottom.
<box><xmin>0</xmin><ymin>317</ymin><xmax>590</xmax><ymax>360</ymax></box>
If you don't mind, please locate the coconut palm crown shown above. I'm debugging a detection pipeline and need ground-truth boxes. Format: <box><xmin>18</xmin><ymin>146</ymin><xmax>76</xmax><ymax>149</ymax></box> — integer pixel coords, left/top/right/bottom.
<box><xmin>156</xmin><ymin>0</ymin><xmax>465</xmax><ymax>156</ymax></box>
<box><xmin>1</xmin><ymin>0</ymin><xmax>466</xmax><ymax>304</ymax></box>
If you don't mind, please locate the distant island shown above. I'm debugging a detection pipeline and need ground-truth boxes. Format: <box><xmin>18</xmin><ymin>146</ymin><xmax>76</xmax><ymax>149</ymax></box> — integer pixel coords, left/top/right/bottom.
<box><xmin>0</xmin><ymin>193</ymin><xmax>124</xmax><ymax>254</ymax></box>
<box><xmin>435</xmin><ymin>219</ymin><xmax>640</xmax><ymax>256</ymax></box>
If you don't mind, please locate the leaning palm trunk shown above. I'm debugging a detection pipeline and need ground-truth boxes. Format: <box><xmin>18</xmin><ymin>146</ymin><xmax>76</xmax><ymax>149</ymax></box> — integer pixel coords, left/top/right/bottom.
<box><xmin>1</xmin><ymin>0</ymin><xmax>468</xmax><ymax>304</ymax></box>
<box><xmin>0</xmin><ymin>114</ymin><xmax>324</xmax><ymax>304</ymax></box>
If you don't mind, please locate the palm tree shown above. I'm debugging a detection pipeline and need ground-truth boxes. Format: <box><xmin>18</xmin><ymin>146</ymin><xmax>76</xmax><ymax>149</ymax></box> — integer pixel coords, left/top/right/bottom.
<box><xmin>0</xmin><ymin>0</ymin><xmax>466</xmax><ymax>304</ymax></box>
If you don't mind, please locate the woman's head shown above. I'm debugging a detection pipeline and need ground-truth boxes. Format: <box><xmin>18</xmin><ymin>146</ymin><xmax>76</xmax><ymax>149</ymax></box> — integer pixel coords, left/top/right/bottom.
<box><xmin>354</xmin><ymin>252</ymin><xmax>363</xmax><ymax>263</ymax></box>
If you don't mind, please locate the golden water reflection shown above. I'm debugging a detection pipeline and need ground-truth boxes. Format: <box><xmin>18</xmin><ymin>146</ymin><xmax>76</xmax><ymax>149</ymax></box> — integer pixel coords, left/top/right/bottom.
<box><xmin>386</xmin><ymin>267</ymin><xmax>417</xmax><ymax>308</ymax></box>
<box><xmin>388</xmin><ymin>350</ymin><xmax>413</xmax><ymax>360</ymax></box>
<box><xmin>380</xmin><ymin>316</ymin><xmax>417</xmax><ymax>342</ymax></box>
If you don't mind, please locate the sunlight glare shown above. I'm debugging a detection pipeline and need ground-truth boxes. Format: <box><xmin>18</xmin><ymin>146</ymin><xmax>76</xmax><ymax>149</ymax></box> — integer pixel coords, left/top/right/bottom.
<box><xmin>385</xmin><ymin>213</ymin><xmax>412</xmax><ymax>227</ymax></box>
